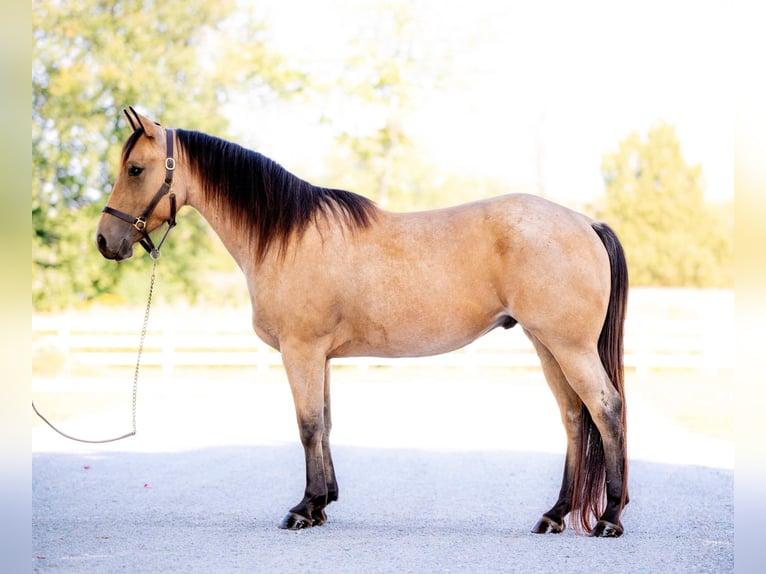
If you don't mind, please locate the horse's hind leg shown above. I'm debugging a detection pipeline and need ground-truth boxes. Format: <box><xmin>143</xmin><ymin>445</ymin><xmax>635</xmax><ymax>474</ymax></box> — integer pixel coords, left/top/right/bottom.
<box><xmin>553</xmin><ymin>344</ymin><xmax>628</xmax><ymax>537</ymax></box>
<box><xmin>526</xmin><ymin>331</ymin><xmax>583</xmax><ymax>534</ymax></box>
<box><xmin>278</xmin><ymin>345</ymin><xmax>335</xmax><ymax>530</ymax></box>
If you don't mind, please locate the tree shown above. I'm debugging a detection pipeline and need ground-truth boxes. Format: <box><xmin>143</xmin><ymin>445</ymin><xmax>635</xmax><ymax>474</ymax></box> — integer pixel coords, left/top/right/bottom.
<box><xmin>596</xmin><ymin>122</ymin><xmax>732</xmax><ymax>287</ymax></box>
<box><xmin>316</xmin><ymin>1</ymin><xmax>456</xmax><ymax>209</ymax></box>
<box><xmin>32</xmin><ymin>0</ymin><xmax>301</xmax><ymax>310</ymax></box>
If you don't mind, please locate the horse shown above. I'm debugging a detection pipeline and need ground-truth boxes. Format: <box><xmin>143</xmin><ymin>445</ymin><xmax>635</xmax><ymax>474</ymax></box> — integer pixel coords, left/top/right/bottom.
<box><xmin>97</xmin><ymin>107</ymin><xmax>629</xmax><ymax>537</ymax></box>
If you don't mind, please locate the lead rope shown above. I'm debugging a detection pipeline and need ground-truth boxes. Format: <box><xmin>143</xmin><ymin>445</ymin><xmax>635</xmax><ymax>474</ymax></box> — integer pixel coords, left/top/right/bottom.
<box><xmin>32</xmin><ymin>259</ymin><xmax>158</xmax><ymax>444</ymax></box>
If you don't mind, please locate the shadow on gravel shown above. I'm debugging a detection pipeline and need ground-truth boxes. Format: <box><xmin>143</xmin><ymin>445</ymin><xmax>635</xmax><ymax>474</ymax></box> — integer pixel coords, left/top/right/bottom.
<box><xmin>33</xmin><ymin>445</ymin><xmax>733</xmax><ymax>573</ymax></box>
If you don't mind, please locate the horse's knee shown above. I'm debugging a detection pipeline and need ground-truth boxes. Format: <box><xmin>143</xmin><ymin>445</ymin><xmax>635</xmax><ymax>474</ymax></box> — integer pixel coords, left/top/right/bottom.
<box><xmin>298</xmin><ymin>417</ymin><xmax>325</xmax><ymax>446</ymax></box>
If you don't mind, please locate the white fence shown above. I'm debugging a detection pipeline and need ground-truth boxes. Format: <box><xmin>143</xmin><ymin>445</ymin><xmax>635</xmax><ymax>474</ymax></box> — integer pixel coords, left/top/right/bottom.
<box><xmin>33</xmin><ymin>289</ymin><xmax>734</xmax><ymax>376</ymax></box>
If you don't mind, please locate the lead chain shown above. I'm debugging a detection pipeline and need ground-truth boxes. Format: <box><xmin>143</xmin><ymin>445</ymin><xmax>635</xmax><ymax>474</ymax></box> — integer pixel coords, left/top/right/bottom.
<box><xmin>32</xmin><ymin>259</ymin><xmax>158</xmax><ymax>443</ymax></box>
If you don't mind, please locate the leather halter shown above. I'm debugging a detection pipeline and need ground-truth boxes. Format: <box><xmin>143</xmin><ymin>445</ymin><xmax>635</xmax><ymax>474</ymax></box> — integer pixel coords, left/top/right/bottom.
<box><xmin>102</xmin><ymin>129</ymin><xmax>177</xmax><ymax>260</ymax></box>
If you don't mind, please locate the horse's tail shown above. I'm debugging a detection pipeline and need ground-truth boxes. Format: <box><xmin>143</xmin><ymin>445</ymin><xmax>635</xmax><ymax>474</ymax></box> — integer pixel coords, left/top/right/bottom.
<box><xmin>571</xmin><ymin>221</ymin><xmax>629</xmax><ymax>534</ymax></box>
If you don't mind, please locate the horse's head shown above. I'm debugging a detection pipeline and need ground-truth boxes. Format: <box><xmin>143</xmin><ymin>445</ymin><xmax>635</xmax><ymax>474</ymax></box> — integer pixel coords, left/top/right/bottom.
<box><xmin>96</xmin><ymin>107</ymin><xmax>181</xmax><ymax>261</ymax></box>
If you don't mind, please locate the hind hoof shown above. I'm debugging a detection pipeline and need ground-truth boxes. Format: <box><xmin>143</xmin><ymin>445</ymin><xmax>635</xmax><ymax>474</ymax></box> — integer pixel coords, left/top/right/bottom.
<box><xmin>531</xmin><ymin>515</ymin><xmax>565</xmax><ymax>534</ymax></box>
<box><xmin>589</xmin><ymin>520</ymin><xmax>623</xmax><ymax>537</ymax></box>
<box><xmin>279</xmin><ymin>512</ymin><xmax>313</xmax><ymax>530</ymax></box>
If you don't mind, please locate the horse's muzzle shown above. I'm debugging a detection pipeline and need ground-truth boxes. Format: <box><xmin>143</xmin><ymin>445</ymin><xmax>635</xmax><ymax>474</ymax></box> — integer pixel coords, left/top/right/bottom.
<box><xmin>96</xmin><ymin>233</ymin><xmax>134</xmax><ymax>261</ymax></box>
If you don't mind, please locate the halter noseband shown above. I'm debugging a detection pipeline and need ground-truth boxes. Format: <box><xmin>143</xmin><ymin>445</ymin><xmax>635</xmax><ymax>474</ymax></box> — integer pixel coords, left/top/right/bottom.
<box><xmin>102</xmin><ymin>129</ymin><xmax>177</xmax><ymax>260</ymax></box>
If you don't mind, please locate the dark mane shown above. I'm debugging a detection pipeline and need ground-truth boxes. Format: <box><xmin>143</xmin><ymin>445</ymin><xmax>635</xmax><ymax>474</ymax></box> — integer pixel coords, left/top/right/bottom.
<box><xmin>176</xmin><ymin>129</ymin><xmax>378</xmax><ymax>261</ymax></box>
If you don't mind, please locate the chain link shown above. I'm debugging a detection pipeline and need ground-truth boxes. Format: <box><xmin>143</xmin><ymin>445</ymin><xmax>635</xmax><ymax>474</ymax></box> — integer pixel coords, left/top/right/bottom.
<box><xmin>131</xmin><ymin>259</ymin><xmax>157</xmax><ymax>434</ymax></box>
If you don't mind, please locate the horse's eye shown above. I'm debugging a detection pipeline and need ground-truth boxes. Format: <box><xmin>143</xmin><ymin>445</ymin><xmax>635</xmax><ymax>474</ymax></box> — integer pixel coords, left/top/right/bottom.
<box><xmin>128</xmin><ymin>166</ymin><xmax>144</xmax><ymax>177</ymax></box>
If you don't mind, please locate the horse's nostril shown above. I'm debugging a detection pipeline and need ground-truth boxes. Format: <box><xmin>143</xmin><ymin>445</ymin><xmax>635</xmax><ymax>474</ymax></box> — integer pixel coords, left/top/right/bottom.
<box><xmin>97</xmin><ymin>233</ymin><xmax>107</xmax><ymax>252</ymax></box>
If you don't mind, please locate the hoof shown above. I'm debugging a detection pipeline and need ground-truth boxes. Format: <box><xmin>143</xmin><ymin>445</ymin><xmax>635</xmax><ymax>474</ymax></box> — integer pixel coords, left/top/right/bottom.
<box><xmin>311</xmin><ymin>508</ymin><xmax>327</xmax><ymax>526</ymax></box>
<box><xmin>279</xmin><ymin>512</ymin><xmax>313</xmax><ymax>530</ymax></box>
<box><xmin>589</xmin><ymin>520</ymin><xmax>624</xmax><ymax>538</ymax></box>
<box><xmin>531</xmin><ymin>515</ymin><xmax>565</xmax><ymax>534</ymax></box>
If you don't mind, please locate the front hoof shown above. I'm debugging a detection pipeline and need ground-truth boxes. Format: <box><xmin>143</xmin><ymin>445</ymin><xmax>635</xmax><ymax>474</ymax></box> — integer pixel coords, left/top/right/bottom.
<box><xmin>279</xmin><ymin>512</ymin><xmax>313</xmax><ymax>530</ymax></box>
<box><xmin>311</xmin><ymin>508</ymin><xmax>327</xmax><ymax>526</ymax></box>
<box><xmin>589</xmin><ymin>520</ymin><xmax>624</xmax><ymax>538</ymax></box>
<box><xmin>531</xmin><ymin>515</ymin><xmax>565</xmax><ymax>534</ymax></box>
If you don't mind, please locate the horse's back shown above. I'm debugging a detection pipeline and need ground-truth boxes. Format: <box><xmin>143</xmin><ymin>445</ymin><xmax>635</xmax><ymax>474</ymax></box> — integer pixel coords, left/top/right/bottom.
<box><xmin>374</xmin><ymin>193</ymin><xmax>608</xmax><ymax>299</ymax></box>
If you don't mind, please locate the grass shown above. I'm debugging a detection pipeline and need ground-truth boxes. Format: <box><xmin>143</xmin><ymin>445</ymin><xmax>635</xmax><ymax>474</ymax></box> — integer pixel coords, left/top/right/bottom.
<box><xmin>627</xmin><ymin>368</ymin><xmax>734</xmax><ymax>440</ymax></box>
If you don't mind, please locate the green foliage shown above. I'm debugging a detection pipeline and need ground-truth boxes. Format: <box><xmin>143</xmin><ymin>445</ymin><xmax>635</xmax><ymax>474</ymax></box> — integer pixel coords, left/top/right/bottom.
<box><xmin>325</xmin><ymin>145</ymin><xmax>507</xmax><ymax>212</ymax></box>
<box><xmin>322</xmin><ymin>1</ymin><xmax>454</xmax><ymax>210</ymax></box>
<box><xmin>596</xmin><ymin>122</ymin><xmax>732</xmax><ymax>287</ymax></box>
<box><xmin>32</xmin><ymin>0</ymin><xmax>299</xmax><ymax>310</ymax></box>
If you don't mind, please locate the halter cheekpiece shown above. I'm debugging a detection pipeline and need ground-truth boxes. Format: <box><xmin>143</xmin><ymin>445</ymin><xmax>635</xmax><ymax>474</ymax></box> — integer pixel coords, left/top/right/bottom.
<box><xmin>102</xmin><ymin>128</ymin><xmax>177</xmax><ymax>260</ymax></box>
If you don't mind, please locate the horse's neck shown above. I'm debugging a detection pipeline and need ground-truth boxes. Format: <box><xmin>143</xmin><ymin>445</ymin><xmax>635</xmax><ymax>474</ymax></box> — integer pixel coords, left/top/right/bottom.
<box><xmin>187</xmin><ymin>186</ymin><xmax>258</xmax><ymax>274</ymax></box>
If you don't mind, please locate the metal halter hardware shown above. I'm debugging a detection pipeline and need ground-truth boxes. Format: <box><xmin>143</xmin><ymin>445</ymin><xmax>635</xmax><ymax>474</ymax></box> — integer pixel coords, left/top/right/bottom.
<box><xmin>102</xmin><ymin>128</ymin><xmax>177</xmax><ymax>260</ymax></box>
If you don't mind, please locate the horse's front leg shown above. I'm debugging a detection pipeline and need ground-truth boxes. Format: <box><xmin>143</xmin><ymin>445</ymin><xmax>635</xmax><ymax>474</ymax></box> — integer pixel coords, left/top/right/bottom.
<box><xmin>278</xmin><ymin>345</ymin><xmax>335</xmax><ymax>530</ymax></box>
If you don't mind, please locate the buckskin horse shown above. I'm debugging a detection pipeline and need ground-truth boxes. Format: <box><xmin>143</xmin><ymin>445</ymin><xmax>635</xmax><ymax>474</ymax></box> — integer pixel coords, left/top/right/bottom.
<box><xmin>97</xmin><ymin>108</ymin><xmax>629</xmax><ymax>536</ymax></box>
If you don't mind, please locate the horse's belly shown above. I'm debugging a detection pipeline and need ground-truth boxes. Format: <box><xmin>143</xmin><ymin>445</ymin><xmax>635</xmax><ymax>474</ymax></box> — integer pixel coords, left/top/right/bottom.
<box><xmin>331</xmin><ymin>312</ymin><xmax>509</xmax><ymax>359</ymax></box>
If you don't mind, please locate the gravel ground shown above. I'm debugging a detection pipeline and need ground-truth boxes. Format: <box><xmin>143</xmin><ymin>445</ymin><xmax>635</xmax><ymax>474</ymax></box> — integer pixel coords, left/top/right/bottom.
<box><xmin>32</xmin><ymin>376</ymin><xmax>734</xmax><ymax>573</ymax></box>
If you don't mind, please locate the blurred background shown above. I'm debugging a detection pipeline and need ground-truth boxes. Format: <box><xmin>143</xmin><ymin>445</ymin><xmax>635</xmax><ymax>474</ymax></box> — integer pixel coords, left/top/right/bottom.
<box><xmin>32</xmin><ymin>0</ymin><xmax>733</xmax><ymax>453</ymax></box>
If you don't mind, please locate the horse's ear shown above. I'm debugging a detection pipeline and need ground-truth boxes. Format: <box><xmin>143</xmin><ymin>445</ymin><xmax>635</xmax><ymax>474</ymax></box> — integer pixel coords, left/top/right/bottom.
<box><xmin>123</xmin><ymin>108</ymin><xmax>139</xmax><ymax>132</ymax></box>
<box><xmin>126</xmin><ymin>106</ymin><xmax>160</xmax><ymax>139</ymax></box>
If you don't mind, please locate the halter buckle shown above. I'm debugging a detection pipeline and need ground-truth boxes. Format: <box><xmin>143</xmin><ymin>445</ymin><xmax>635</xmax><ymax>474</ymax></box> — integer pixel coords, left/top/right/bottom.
<box><xmin>133</xmin><ymin>217</ymin><xmax>147</xmax><ymax>231</ymax></box>
<box><xmin>165</xmin><ymin>157</ymin><xmax>176</xmax><ymax>171</ymax></box>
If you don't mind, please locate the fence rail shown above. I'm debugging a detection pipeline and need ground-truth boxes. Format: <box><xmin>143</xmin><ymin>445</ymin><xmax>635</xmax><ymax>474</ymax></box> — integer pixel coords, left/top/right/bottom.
<box><xmin>33</xmin><ymin>292</ymin><xmax>734</xmax><ymax>376</ymax></box>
